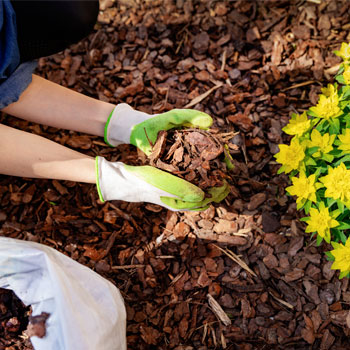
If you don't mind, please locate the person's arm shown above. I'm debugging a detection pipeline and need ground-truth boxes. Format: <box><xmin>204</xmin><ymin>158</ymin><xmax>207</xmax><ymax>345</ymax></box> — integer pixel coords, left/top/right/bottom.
<box><xmin>0</xmin><ymin>124</ymin><xmax>230</xmax><ymax>210</ymax></box>
<box><xmin>0</xmin><ymin>123</ymin><xmax>96</xmax><ymax>182</ymax></box>
<box><xmin>2</xmin><ymin>74</ymin><xmax>115</xmax><ymax>137</ymax></box>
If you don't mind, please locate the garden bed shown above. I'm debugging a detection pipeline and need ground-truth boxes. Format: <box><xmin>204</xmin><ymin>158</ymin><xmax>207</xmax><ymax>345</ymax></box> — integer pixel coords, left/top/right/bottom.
<box><xmin>2</xmin><ymin>1</ymin><xmax>350</xmax><ymax>349</ymax></box>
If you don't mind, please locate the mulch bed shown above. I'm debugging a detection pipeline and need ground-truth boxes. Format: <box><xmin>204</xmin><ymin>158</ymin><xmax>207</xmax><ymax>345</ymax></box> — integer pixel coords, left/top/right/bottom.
<box><xmin>2</xmin><ymin>0</ymin><xmax>350</xmax><ymax>349</ymax></box>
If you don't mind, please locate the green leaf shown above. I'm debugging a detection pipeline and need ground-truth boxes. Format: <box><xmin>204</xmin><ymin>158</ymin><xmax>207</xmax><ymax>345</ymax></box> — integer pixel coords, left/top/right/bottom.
<box><xmin>306</xmin><ymin>146</ymin><xmax>319</xmax><ymax>156</ymax></box>
<box><xmin>337</xmin><ymin>64</ymin><xmax>345</xmax><ymax>74</ymax></box>
<box><xmin>223</xmin><ymin>145</ymin><xmax>234</xmax><ymax>170</ymax></box>
<box><xmin>337</xmin><ymin>209</ymin><xmax>350</xmax><ymax>221</ymax></box>
<box><xmin>290</xmin><ymin>169</ymin><xmax>298</xmax><ymax>177</ymax></box>
<box><xmin>315</xmin><ymin>119</ymin><xmax>327</xmax><ymax>131</ymax></box>
<box><xmin>337</xmin><ymin>200</ymin><xmax>345</xmax><ymax>213</ymax></box>
<box><xmin>314</xmin><ymin>166</ymin><xmax>328</xmax><ymax>177</ymax></box>
<box><xmin>321</xmin><ymin>154</ymin><xmax>334</xmax><ymax>163</ymax></box>
<box><xmin>331</xmin><ymin>209</ymin><xmax>342</xmax><ymax>218</ymax></box>
<box><xmin>325</xmin><ymin>251</ymin><xmax>334</xmax><ymax>260</ymax></box>
<box><xmin>316</xmin><ymin>235</ymin><xmax>323</xmax><ymax>246</ymax></box>
<box><xmin>344</xmin><ymin>114</ymin><xmax>350</xmax><ymax>126</ymax></box>
<box><xmin>339</xmin><ymin>100</ymin><xmax>350</xmax><ymax>110</ymax></box>
<box><xmin>329</xmin><ymin>119</ymin><xmax>340</xmax><ymax>134</ymax></box>
<box><xmin>330</xmin><ymin>148</ymin><xmax>343</xmax><ymax>157</ymax></box>
<box><xmin>336</xmin><ymin>222</ymin><xmax>350</xmax><ymax>230</ymax></box>
<box><xmin>340</xmin><ymin>85</ymin><xmax>350</xmax><ymax>100</ymax></box>
<box><xmin>277</xmin><ymin>166</ymin><xmax>284</xmax><ymax>175</ymax></box>
<box><xmin>305</xmin><ymin>157</ymin><xmax>317</xmax><ymax>166</ymax></box>
<box><xmin>334</xmin><ymin>154</ymin><xmax>350</xmax><ymax>166</ymax></box>
<box><xmin>304</xmin><ymin>200</ymin><xmax>312</xmax><ymax>214</ymax></box>
<box><xmin>339</xmin><ymin>271</ymin><xmax>350</xmax><ymax>279</ymax></box>
<box><xmin>326</xmin><ymin>198</ymin><xmax>337</xmax><ymax>208</ymax></box>
<box><xmin>308</xmin><ymin>110</ymin><xmax>320</xmax><ymax>119</ymax></box>
<box><xmin>336</xmin><ymin>75</ymin><xmax>346</xmax><ymax>84</ymax></box>
<box><xmin>339</xmin><ymin>230</ymin><xmax>348</xmax><ymax>244</ymax></box>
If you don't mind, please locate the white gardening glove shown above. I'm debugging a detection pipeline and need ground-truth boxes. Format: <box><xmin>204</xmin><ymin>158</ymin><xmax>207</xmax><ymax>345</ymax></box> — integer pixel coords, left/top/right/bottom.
<box><xmin>95</xmin><ymin>157</ymin><xmax>230</xmax><ymax>211</ymax></box>
<box><xmin>104</xmin><ymin>103</ymin><xmax>213</xmax><ymax>155</ymax></box>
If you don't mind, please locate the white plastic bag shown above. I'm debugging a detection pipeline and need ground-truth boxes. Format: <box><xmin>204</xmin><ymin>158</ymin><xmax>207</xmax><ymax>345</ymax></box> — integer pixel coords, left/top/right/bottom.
<box><xmin>0</xmin><ymin>237</ymin><xmax>127</xmax><ymax>350</ymax></box>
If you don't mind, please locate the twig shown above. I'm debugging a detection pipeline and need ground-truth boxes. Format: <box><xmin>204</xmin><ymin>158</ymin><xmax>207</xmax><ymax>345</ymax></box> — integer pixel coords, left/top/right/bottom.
<box><xmin>281</xmin><ymin>80</ymin><xmax>316</xmax><ymax>92</ymax></box>
<box><xmin>221</xmin><ymin>48</ymin><xmax>227</xmax><ymax>71</ymax></box>
<box><xmin>207</xmin><ymin>294</ymin><xmax>232</xmax><ymax>326</ymax></box>
<box><xmin>213</xmin><ymin>244</ymin><xmax>257</xmax><ymax>277</ymax></box>
<box><xmin>269</xmin><ymin>291</ymin><xmax>294</xmax><ymax>309</ymax></box>
<box><xmin>184</xmin><ymin>83</ymin><xmax>223</xmax><ymax>108</ymax></box>
<box><xmin>111</xmin><ymin>264</ymin><xmax>144</xmax><ymax>270</ymax></box>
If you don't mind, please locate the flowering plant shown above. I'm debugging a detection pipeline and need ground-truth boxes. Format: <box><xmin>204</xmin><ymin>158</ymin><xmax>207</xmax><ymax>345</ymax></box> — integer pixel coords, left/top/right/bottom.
<box><xmin>275</xmin><ymin>42</ymin><xmax>350</xmax><ymax>278</ymax></box>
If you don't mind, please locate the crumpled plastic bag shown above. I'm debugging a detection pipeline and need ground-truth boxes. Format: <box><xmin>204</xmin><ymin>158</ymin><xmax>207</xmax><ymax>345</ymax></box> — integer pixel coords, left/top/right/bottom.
<box><xmin>0</xmin><ymin>237</ymin><xmax>126</xmax><ymax>350</ymax></box>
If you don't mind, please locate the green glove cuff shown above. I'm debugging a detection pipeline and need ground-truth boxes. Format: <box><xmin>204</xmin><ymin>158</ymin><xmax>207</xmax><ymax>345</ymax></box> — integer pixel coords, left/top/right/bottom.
<box><xmin>104</xmin><ymin>110</ymin><xmax>115</xmax><ymax>147</ymax></box>
<box><xmin>95</xmin><ymin>157</ymin><xmax>105</xmax><ymax>202</ymax></box>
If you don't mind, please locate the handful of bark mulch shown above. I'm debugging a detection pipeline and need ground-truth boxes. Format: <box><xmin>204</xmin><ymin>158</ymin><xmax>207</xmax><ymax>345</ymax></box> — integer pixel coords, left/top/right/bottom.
<box><xmin>146</xmin><ymin>128</ymin><xmax>234</xmax><ymax>192</ymax></box>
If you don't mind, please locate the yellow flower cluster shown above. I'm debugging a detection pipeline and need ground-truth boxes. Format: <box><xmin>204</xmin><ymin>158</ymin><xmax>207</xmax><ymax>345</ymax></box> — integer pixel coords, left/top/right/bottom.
<box><xmin>286</xmin><ymin>173</ymin><xmax>321</xmax><ymax>209</ymax></box>
<box><xmin>305</xmin><ymin>203</ymin><xmax>339</xmax><ymax>243</ymax></box>
<box><xmin>337</xmin><ymin>129</ymin><xmax>350</xmax><ymax>154</ymax></box>
<box><xmin>334</xmin><ymin>42</ymin><xmax>350</xmax><ymax>61</ymax></box>
<box><xmin>282</xmin><ymin>112</ymin><xmax>310</xmax><ymax>137</ymax></box>
<box><xmin>319</xmin><ymin>163</ymin><xmax>350</xmax><ymax>205</ymax></box>
<box><xmin>309</xmin><ymin>85</ymin><xmax>342</xmax><ymax>120</ymax></box>
<box><xmin>331</xmin><ymin>238</ymin><xmax>350</xmax><ymax>278</ymax></box>
<box><xmin>343</xmin><ymin>65</ymin><xmax>350</xmax><ymax>84</ymax></box>
<box><xmin>274</xmin><ymin>138</ymin><xmax>305</xmax><ymax>174</ymax></box>
<box><xmin>307</xmin><ymin>129</ymin><xmax>335</xmax><ymax>158</ymax></box>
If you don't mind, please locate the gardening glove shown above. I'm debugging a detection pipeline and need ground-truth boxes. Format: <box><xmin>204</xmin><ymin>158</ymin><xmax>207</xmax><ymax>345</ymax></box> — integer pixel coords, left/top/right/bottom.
<box><xmin>104</xmin><ymin>103</ymin><xmax>213</xmax><ymax>155</ymax></box>
<box><xmin>96</xmin><ymin>157</ymin><xmax>230</xmax><ymax>211</ymax></box>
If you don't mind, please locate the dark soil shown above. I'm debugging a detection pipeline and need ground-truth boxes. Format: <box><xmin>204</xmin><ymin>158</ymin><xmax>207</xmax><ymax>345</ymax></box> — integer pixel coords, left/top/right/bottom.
<box><xmin>2</xmin><ymin>0</ymin><xmax>350</xmax><ymax>349</ymax></box>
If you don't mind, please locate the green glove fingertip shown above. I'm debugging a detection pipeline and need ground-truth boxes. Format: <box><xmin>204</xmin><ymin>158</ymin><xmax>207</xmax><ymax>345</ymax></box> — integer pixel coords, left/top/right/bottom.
<box><xmin>160</xmin><ymin>109</ymin><xmax>213</xmax><ymax>129</ymax></box>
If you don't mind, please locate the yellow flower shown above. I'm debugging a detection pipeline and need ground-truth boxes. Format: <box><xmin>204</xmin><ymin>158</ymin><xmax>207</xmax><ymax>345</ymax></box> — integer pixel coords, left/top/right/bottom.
<box><xmin>319</xmin><ymin>163</ymin><xmax>350</xmax><ymax>203</ymax></box>
<box><xmin>343</xmin><ymin>65</ymin><xmax>350</xmax><ymax>84</ymax></box>
<box><xmin>275</xmin><ymin>138</ymin><xmax>305</xmax><ymax>174</ymax></box>
<box><xmin>282</xmin><ymin>112</ymin><xmax>311</xmax><ymax>137</ymax></box>
<box><xmin>305</xmin><ymin>203</ymin><xmax>339</xmax><ymax>243</ymax></box>
<box><xmin>307</xmin><ymin>129</ymin><xmax>335</xmax><ymax>157</ymax></box>
<box><xmin>337</xmin><ymin>128</ymin><xmax>350</xmax><ymax>153</ymax></box>
<box><xmin>321</xmin><ymin>84</ymin><xmax>337</xmax><ymax>98</ymax></box>
<box><xmin>309</xmin><ymin>93</ymin><xmax>342</xmax><ymax>120</ymax></box>
<box><xmin>331</xmin><ymin>238</ymin><xmax>350</xmax><ymax>277</ymax></box>
<box><xmin>286</xmin><ymin>172</ymin><xmax>322</xmax><ymax>209</ymax></box>
<box><xmin>334</xmin><ymin>42</ymin><xmax>350</xmax><ymax>61</ymax></box>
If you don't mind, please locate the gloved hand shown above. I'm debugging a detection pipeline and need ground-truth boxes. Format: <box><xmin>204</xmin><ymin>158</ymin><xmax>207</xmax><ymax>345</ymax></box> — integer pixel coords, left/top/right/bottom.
<box><xmin>104</xmin><ymin>104</ymin><xmax>213</xmax><ymax>155</ymax></box>
<box><xmin>96</xmin><ymin>157</ymin><xmax>230</xmax><ymax>211</ymax></box>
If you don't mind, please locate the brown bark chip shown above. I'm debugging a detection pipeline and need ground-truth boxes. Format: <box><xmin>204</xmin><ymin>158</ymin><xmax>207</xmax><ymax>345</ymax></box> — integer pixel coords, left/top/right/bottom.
<box><xmin>26</xmin><ymin>313</ymin><xmax>50</xmax><ymax>339</ymax></box>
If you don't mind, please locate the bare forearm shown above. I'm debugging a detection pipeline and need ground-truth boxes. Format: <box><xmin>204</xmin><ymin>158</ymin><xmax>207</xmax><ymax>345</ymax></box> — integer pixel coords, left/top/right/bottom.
<box><xmin>2</xmin><ymin>75</ymin><xmax>115</xmax><ymax>137</ymax></box>
<box><xmin>0</xmin><ymin>124</ymin><xmax>96</xmax><ymax>183</ymax></box>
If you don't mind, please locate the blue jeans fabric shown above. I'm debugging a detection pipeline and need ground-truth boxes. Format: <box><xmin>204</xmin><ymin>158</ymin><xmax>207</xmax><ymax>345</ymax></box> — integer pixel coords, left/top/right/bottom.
<box><xmin>0</xmin><ymin>0</ymin><xmax>36</xmax><ymax>110</ymax></box>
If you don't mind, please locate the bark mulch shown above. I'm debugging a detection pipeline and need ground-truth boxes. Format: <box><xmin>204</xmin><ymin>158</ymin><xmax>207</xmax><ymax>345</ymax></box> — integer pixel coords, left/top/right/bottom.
<box><xmin>2</xmin><ymin>0</ymin><xmax>350</xmax><ymax>349</ymax></box>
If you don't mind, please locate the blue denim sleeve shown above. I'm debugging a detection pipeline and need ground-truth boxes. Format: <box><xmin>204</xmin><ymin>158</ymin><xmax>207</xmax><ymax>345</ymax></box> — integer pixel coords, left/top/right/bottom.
<box><xmin>0</xmin><ymin>0</ymin><xmax>38</xmax><ymax>110</ymax></box>
<box><xmin>0</xmin><ymin>61</ymin><xmax>37</xmax><ymax>109</ymax></box>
